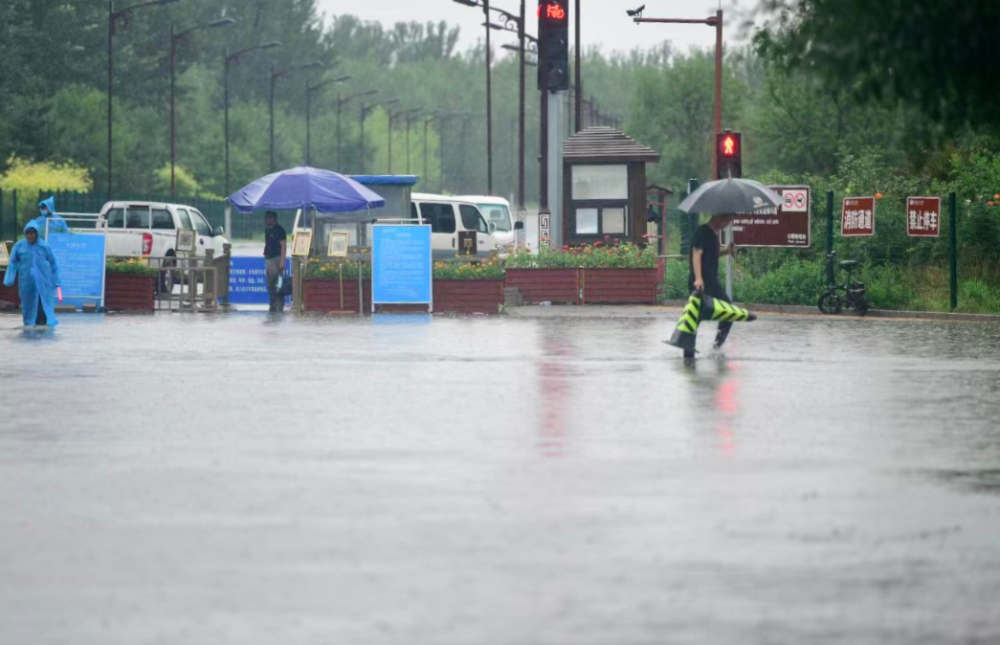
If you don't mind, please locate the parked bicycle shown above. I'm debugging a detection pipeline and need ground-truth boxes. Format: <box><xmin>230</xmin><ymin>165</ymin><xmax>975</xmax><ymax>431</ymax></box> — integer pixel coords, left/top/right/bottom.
<box><xmin>819</xmin><ymin>253</ymin><xmax>869</xmax><ymax>316</ymax></box>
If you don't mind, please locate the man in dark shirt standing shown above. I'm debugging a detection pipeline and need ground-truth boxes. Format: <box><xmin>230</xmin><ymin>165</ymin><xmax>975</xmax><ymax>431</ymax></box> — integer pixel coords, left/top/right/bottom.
<box><xmin>690</xmin><ymin>214</ymin><xmax>737</xmax><ymax>351</ymax></box>
<box><xmin>263</xmin><ymin>211</ymin><xmax>287</xmax><ymax>313</ymax></box>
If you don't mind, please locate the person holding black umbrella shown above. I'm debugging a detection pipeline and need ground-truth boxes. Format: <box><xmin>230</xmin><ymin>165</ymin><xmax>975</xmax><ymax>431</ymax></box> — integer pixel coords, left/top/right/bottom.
<box><xmin>690</xmin><ymin>214</ymin><xmax>738</xmax><ymax>350</ymax></box>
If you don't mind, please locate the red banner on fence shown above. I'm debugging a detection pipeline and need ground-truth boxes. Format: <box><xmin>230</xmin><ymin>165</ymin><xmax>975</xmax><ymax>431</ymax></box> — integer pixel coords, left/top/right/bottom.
<box><xmin>907</xmin><ymin>197</ymin><xmax>940</xmax><ymax>238</ymax></box>
<box><xmin>732</xmin><ymin>185</ymin><xmax>811</xmax><ymax>247</ymax></box>
<box><xmin>842</xmin><ymin>197</ymin><xmax>875</xmax><ymax>237</ymax></box>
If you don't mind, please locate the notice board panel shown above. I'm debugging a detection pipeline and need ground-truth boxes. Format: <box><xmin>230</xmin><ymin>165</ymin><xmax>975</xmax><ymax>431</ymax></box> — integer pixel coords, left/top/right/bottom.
<box><xmin>48</xmin><ymin>233</ymin><xmax>106</xmax><ymax>310</ymax></box>
<box><xmin>372</xmin><ymin>225</ymin><xmax>432</xmax><ymax>309</ymax></box>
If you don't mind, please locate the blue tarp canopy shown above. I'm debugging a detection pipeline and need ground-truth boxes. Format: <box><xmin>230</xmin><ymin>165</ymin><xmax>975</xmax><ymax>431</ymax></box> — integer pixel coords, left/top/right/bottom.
<box><xmin>227</xmin><ymin>166</ymin><xmax>386</xmax><ymax>214</ymax></box>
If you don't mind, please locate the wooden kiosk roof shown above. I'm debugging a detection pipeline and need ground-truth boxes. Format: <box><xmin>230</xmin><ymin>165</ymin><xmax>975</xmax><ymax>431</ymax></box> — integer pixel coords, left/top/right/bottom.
<box><xmin>563</xmin><ymin>126</ymin><xmax>661</xmax><ymax>164</ymax></box>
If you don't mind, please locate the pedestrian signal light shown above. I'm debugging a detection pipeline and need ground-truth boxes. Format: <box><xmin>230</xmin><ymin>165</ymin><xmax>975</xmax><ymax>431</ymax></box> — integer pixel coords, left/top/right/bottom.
<box><xmin>716</xmin><ymin>130</ymin><xmax>743</xmax><ymax>180</ymax></box>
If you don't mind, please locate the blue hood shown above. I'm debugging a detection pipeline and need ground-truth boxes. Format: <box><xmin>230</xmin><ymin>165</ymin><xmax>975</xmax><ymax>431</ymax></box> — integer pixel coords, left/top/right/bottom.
<box><xmin>38</xmin><ymin>196</ymin><xmax>56</xmax><ymax>217</ymax></box>
<box><xmin>24</xmin><ymin>221</ymin><xmax>42</xmax><ymax>236</ymax></box>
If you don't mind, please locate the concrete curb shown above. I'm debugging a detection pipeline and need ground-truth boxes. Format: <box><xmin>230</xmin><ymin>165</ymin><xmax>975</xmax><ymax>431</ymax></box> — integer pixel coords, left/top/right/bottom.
<box><xmin>506</xmin><ymin>302</ymin><xmax>1000</xmax><ymax>324</ymax></box>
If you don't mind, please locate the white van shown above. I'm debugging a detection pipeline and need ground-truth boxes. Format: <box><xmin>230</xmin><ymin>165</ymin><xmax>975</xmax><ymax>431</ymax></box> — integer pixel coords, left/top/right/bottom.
<box><xmin>455</xmin><ymin>195</ymin><xmax>516</xmax><ymax>251</ymax></box>
<box><xmin>410</xmin><ymin>193</ymin><xmax>498</xmax><ymax>260</ymax></box>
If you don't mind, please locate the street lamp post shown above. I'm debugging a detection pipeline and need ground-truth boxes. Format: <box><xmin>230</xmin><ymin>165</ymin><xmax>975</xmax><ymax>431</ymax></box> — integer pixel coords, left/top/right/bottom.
<box><xmin>455</xmin><ymin>0</ymin><xmax>519</xmax><ymax>195</ymax></box>
<box><xmin>359</xmin><ymin>99</ymin><xmax>398</xmax><ymax>175</ymax></box>
<box><xmin>402</xmin><ymin>109</ymin><xmax>423</xmax><ymax>174</ymax></box>
<box><xmin>306</xmin><ymin>75</ymin><xmax>351</xmax><ymax>166</ymax></box>
<box><xmin>494</xmin><ymin>16</ymin><xmax>538</xmax><ymax>214</ymax></box>
<box><xmin>335</xmin><ymin>90</ymin><xmax>377</xmax><ymax>170</ymax></box>
<box><xmin>108</xmin><ymin>0</ymin><xmax>179</xmax><ymax>200</ymax></box>
<box><xmin>270</xmin><ymin>60</ymin><xmax>323</xmax><ymax>173</ymax></box>
<box><xmin>171</xmin><ymin>17</ymin><xmax>234</xmax><ymax>199</ymax></box>
<box><xmin>225</xmin><ymin>41</ymin><xmax>282</xmax><ymax>198</ymax></box>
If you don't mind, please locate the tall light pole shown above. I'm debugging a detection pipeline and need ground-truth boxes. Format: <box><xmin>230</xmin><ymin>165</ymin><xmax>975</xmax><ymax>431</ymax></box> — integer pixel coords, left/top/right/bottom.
<box><xmin>402</xmin><ymin>109</ymin><xmax>423</xmax><ymax>174</ymax></box>
<box><xmin>494</xmin><ymin>14</ymin><xmax>538</xmax><ymax>213</ymax></box>
<box><xmin>225</xmin><ymin>41</ymin><xmax>282</xmax><ymax>198</ymax></box>
<box><xmin>306</xmin><ymin>75</ymin><xmax>351</xmax><ymax>166</ymax></box>
<box><xmin>359</xmin><ymin>99</ymin><xmax>397</xmax><ymax>175</ymax></box>
<box><xmin>455</xmin><ymin>0</ymin><xmax>509</xmax><ymax>194</ymax></box>
<box><xmin>270</xmin><ymin>60</ymin><xmax>323</xmax><ymax>173</ymax></box>
<box><xmin>632</xmin><ymin>8</ymin><xmax>723</xmax><ymax>177</ymax></box>
<box><xmin>108</xmin><ymin>0</ymin><xmax>179</xmax><ymax>199</ymax></box>
<box><xmin>171</xmin><ymin>17</ymin><xmax>234</xmax><ymax>199</ymax></box>
<box><xmin>574</xmin><ymin>0</ymin><xmax>582</xmax><ymax>133</ymax></box>
<box><xmin>335</xmin><ymin>90</ymin><xmax>377</xmax><ymax>170</ymax></box>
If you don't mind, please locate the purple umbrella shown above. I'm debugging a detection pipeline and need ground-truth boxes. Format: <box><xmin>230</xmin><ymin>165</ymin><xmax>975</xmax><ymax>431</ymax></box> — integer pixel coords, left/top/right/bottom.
<box><xmin>227</xmin><ymin>166</ymin><xmax>385</xmax><ymax>214</ymax></box>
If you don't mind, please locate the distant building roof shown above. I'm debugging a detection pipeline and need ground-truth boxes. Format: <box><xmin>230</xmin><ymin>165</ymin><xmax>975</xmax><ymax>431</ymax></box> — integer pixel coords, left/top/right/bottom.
<box><xmin>563</xmin><ymin>126</ymin><xmax>661</xmax><ymax>164</ymax></box>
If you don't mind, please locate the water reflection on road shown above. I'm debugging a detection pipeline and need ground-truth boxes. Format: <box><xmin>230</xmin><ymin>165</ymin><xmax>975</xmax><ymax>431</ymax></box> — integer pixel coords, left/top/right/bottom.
<box><xmin>1</xmin><ymin>312</ymin><xmax>1000</xmax><ymax>644</ymax></box>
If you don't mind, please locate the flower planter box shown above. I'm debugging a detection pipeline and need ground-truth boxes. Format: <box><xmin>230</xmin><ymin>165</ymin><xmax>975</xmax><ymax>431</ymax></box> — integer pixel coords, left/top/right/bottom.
<box><xmin>304</xmin><ymin>279</ymin><xmax>371</xmax><ymax>313</ymax></box>
<box><xmin>104</xmin><ymin>273</ymin><xmax>155</xmax><ymax>312</ymax></box>
<box><xmin>581</xmin><ymin>268</ymin><xmax>659</xmax><ymax>305</ymax></box>
<box><xmin>434</xmin><ymin>280</ymin><xmax>504</xmax><ymax>314</ymax></box>
<box><xmin>504</xmin><ymin>268</ymin><xmax>580</xmax><ymax>305</ymax></box>
<box><xmin>0</xmin><ymin>269</ymin><xmax>20</xmax><ymax>308</ymax></box>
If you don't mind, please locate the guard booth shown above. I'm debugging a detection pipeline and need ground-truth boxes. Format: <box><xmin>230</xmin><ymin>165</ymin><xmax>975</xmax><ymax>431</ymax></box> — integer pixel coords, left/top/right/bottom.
<box><xmin>306</xmin><ymin>175</ymin><xmax>417</xmax><ymax>258</ymax></box>
<box><xmin>562</xmin><ymin>126</ymin><xmax>661</xmax><ymax>247</ymax></box>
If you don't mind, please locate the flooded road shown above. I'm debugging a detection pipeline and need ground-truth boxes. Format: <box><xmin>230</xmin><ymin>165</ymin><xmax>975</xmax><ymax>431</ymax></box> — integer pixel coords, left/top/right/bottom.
<box><xmin>2</xmin><ymin>312</ymin><xmax>1000</xmax><ymax>644</ymax></box>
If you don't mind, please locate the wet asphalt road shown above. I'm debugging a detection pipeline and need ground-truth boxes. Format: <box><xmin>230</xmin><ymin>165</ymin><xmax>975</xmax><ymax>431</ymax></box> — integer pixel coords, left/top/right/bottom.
<box><xmin>1</xmin><ymin>312</ymin><xmax>999</xmax><ymax>644</ymax></box>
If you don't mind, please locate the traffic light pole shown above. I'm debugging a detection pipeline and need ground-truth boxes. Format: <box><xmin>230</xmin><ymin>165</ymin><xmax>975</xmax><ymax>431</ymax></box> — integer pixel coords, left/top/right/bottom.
<box><xmin>633</xmin><ymin>11</ymin><xmax>723</xmax><ymax>178</ymax></box>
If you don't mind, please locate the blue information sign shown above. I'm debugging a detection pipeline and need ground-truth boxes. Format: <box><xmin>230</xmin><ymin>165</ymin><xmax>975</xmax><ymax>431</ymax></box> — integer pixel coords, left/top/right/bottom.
<box><xmin>372</xmin><ymin>225</ymin><xmax>432</xmax><ymax>309</ymax></box>
<box><xmin>48</xmin><ymin>233</ymin><xmax>106</xmax><ymax>310</ymax></box>
<box><xmin>229</xmin><ymin>257</ymin><xmax>291</xmax><ymax>305</ymax></box>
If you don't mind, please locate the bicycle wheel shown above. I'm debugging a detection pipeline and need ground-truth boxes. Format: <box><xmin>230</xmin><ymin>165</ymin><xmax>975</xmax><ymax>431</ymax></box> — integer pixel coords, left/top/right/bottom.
<box><xmin>819</xmin><ymin>291</ymin><xmax>843</xmax><ymax>315</ymax></box>
<box><xmin>852</xmin><ymin>294</ymin><xmax>869</xmax><ymax>316</ymax></box>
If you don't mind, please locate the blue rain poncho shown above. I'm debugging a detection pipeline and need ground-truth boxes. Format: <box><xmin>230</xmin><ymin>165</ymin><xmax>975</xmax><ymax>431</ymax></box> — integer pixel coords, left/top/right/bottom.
<box><xmin>3</xmin><ymin>222</ymin><xmax>63</xmax><ymax>327</ymax></box>
<box><xmin>28</xmin><ymin>196</ymin><xmax>70</xmax><ymax>239</ymax></box>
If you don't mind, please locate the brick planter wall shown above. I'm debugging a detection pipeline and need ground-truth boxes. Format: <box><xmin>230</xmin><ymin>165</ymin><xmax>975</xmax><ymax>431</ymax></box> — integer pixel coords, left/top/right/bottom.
<box><xmin>105</xmin><ymin>273</ymin><xmax>155</xmax><ymax>312</ymax></box>
<box><xmin>504</xmin><ymin>269</ymin><xmax>580</xmax><ymax>304</ymax></box>
<box><xmin>434</xmin><ymin>280</ymin><xmax>504</xmax><ymax>314</ymax></box>
<box><xmin>304</xmin><ymin>279</ymin><xmax>371</xmax><ymax>313</ymax></box>
<box><xmin>581</xmin><ymin>268</ymin><xmax>658</xmax><ymax>305</ymax></box>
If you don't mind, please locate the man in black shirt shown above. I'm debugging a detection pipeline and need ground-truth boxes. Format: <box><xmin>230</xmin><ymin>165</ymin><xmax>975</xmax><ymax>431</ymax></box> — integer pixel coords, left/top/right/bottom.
<box><xmin>690</xmin><ymin>214</ymin><xmax>737</xmax><ymax>350</ymax></box>
<box><xmin>263</xmin><ymin>211</ymin><xmax>287</xmax><ymax>313</ymax></box>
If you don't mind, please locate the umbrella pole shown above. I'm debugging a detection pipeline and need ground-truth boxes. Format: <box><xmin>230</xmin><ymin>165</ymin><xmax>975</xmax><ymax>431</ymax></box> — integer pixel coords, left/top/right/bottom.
<box><xmin>726</xmin><ymin>222</ymin><xmax>734</xmax><ymax>299</ymax></box>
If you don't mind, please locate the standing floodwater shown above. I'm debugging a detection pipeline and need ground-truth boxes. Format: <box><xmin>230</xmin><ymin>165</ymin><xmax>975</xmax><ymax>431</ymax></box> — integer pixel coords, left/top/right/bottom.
<box><xmin>1</xmin><ymin>312</ymin><xmax>999</xmax><ymax>644</ymax></box>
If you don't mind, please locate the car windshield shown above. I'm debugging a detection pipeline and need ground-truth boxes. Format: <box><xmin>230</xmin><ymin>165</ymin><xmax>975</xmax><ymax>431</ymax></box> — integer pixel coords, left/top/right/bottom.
<box><xmin>479</xmin><ymin>204</ymin><xmax>512</xmax><ymax>232</ymax></box>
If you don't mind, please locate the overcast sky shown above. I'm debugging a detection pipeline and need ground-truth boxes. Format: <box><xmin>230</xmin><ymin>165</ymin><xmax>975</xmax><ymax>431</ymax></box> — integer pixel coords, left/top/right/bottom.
<box><xmin>316</xmin><ymin>1</ymin><xmax>761</xmax><ymax>55</ymax></box>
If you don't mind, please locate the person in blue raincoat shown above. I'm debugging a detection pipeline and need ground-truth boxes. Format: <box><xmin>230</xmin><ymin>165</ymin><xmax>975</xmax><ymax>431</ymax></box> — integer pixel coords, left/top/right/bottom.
<box><xmin>29</xmin><ymin>196</ymin><xmax>70</xmax><ymax>239</ymax></box>
<box><xmin>3</xmin><ymin>222</ymin><xmax>63</xmax><ymax>327</ymax></box>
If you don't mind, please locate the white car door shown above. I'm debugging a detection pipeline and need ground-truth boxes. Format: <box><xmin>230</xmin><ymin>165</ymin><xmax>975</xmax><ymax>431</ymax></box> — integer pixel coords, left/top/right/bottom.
<box><xmin>458</xmin><ymin>204</ymin><xmax>493</xmax><ymax>255</ymax></box>
<box><xmin>188</xmin><ymin>209</ymin><xmax>216</xmax><ymax>257</ymax></box>
<box><xmin>417</xmin><ymin>201</ymin><xmax>458</xmax><ymax>260</ymax></box>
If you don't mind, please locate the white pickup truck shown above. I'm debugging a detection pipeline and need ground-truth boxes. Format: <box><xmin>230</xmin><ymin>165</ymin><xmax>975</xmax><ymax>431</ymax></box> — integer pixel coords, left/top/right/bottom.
<box><xmin>86</xmin><ymin>201</ymin><xmax>230</xmax><ymax>260</ymax></box>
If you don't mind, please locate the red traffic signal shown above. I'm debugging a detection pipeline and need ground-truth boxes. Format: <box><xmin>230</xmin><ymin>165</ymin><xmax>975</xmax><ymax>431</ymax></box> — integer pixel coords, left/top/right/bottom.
<box><xmin>538</xmin><ymin>1</ymin><xmax>568</xmax><ymax>22</ymax></box>
<box><xmin>716</xmin><ymin>130</ymin><xmax>742</xmax><ymax>180</ymax></box>
<box><xmin>719</xmin><ymin>132</ymin><xmax>740</xmax><ymax>158</ymax></box>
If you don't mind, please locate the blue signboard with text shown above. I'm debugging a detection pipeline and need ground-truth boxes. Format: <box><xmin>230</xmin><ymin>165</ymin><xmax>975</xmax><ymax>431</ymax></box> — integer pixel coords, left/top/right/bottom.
<box><xmin>228</xmin><ymin>257</ymin><xmax>291</xmax><ymax>306</ymax></box>
<box><xmin>372</xmin><ymin>225</ymin><xmax>432</xmax><ymax>309</ymax></box>
<box><xmin>48</xmin><ymin>233</ymin><xmax>106</xmax><ymax>310</ymax></box>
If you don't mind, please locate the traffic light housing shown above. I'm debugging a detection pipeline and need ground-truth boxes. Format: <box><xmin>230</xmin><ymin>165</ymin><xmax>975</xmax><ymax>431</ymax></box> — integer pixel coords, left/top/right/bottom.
<box><xmin>717</xmin><ymin>130</ymin><xmax>742</xmax><ymax>180</ymax></box>
<box><xmin>538</xmin><ymin>0</ymin><xmax>569</xmax><ymax>92</ymax></box>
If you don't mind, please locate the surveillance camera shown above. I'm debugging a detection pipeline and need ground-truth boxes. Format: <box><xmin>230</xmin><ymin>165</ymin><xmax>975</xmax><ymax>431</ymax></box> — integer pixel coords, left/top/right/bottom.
<box><xmin>626</xmin><ymin>5</ymin><xmax>645</xmax><ymax>19</ymax></box>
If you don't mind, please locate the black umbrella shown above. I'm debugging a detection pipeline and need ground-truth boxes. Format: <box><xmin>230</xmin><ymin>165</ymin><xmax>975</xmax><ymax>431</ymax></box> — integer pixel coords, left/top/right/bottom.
<box><xmin>678</xmin><ymin>178</ymin><xmax>783</xmax><ymax>215</ymax></box>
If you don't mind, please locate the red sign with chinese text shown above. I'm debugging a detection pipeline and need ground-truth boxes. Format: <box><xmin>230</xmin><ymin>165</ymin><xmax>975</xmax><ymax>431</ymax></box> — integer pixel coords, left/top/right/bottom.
<box><xmin>731</xmin><ymin>186</ymin><xmax>811</xmax><ymax>248</ymax></box>
<box><xmin>842</xmin><ymin>197</ymin><xmax>876</xmax><ymax>237</ymax></box>
<box><xmin>907</xmin><ymin>197</ymin><xmax>940</xmax><ymax>238</ymax></box>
